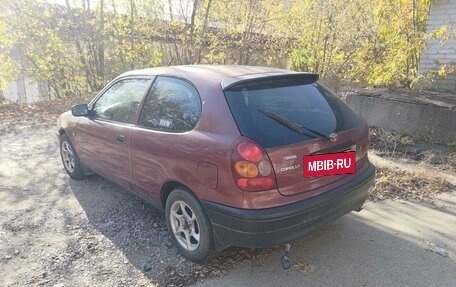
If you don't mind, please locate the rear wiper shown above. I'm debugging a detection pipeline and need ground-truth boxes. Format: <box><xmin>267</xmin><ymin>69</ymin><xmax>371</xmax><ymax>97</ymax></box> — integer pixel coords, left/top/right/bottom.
<box><xmin>258</xmin><ymin>108</ymin><xmax>330</xmax><ymax>141</ymax></box>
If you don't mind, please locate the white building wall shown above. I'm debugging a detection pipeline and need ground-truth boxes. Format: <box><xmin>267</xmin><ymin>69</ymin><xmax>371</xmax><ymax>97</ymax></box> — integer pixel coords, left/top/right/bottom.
<box><xmin>1</xmin><ymin>76</ymin><xmax>44</xmax><ymax>103</ymax></box>
<box><xmin>3</xmin><ymin>80</ymin><xmax>20</xmax><ymax>103</ymax></box>
<box><xmin>24</xmin><ymin>77</ymin><xmax>42</xmax><ymax>102</ymax></box>
<box><xmin>419</xmin><ymin>0</ymin><xmax>456</xmax><ymax>91</ymax></box>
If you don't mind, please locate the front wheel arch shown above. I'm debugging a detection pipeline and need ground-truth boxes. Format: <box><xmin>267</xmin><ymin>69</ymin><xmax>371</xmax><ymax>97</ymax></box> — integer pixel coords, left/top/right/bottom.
<box><xmin>59</xmin><ymin>133</ymin><xmax>86</xmax><ymax>180</ymax></box>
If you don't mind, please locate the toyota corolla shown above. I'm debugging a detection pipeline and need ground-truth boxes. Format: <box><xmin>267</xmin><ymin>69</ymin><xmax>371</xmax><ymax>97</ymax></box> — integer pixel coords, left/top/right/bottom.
<box><xmin>57</xmin><ymin>65</ymin><xmax>375</xmax><ymax>262</ymax></box>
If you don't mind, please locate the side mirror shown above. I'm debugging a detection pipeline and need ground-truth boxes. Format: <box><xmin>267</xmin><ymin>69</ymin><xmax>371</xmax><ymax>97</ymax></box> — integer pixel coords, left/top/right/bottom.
<box><xmin>71</xmin><ymin>104</ymin><xmax>89</xmax><ymax>117</ymax></box>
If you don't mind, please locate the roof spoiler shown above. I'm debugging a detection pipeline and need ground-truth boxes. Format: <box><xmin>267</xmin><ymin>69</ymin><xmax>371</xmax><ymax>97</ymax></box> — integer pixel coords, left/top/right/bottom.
<box><xmin>222</xmin><ymin>72</ymin><xmax>319</xmax><ymax>91</ymax></box>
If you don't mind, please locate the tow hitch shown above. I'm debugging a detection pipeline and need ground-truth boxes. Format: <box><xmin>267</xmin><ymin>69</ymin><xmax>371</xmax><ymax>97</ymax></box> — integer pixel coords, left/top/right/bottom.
<box><xmin>280</xmin><ymin>243</ymin><xmax>292</xmax><ymax>269</ymax></box>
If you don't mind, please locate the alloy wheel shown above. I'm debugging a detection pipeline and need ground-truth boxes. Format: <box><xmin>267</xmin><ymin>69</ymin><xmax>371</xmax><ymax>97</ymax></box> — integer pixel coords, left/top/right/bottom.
<box><xmin>61</xmin><ymin>141</ymin><xmax>75</xmax><ymax>173</ymax></box>
<box><xmin>169</xmin><ymin>200</ymin><xmax>200</xmax><ymax>251</ymax></box>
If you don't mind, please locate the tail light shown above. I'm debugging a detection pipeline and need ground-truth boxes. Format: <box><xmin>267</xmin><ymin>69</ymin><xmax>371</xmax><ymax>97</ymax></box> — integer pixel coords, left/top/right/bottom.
<box><xmin>356</xmin><ymin>123</ymin><xmax>369</xmax><ymax>162</ymax></box>
<box><xmin>356</xmin><ymin>141</ymin><xmax>368</xmax><ymax>162</ymax></box>
<box><xmin>231</xmin><ymin>137</ymin><xmax>277</xmax><ymax>192</ymax></box>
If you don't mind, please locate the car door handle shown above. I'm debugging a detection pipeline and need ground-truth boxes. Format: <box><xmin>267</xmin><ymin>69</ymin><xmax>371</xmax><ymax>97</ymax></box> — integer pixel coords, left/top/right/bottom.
<box><xmin>116</xmin><ymin>135</ymin><xmax>127</xmax><ymax>143</ymax></box>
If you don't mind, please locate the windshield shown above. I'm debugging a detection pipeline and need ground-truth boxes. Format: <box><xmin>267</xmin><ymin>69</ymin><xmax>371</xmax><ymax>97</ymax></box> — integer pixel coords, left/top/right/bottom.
<box><xmin>224</xmin><ymin>82</ymin><xmax>362</xmax><ymax>148</ymax></box>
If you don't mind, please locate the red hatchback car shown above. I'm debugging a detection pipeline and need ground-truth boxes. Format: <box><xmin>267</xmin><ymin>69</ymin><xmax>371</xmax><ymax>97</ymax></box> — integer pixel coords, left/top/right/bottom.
<box><xmin>58</xmin><ymin>65</ymin><xmax>375</xmax><ymax>262</ymax></box>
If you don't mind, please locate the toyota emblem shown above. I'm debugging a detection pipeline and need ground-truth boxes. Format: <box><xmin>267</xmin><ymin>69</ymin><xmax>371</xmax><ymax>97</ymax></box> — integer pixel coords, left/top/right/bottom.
<box><xmin>329</xmin><ymin>133</ymin><xmax>338</xmax><ymax>142</ymax></box>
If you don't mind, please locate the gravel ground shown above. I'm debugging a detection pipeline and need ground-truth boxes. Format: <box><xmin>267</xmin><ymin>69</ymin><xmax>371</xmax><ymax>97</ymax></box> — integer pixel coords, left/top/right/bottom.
<box><xmin>0</xmin><ymin>123</ymin><xmax>273</xmax><ymax>287</ymax></box>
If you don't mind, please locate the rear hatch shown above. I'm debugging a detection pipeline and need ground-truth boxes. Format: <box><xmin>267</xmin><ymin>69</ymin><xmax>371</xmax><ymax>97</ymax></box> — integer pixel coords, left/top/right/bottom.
<box><xmin>223</xmin><ymin>74</ymin><xmax>369</xmax><ymax>196</ymax></box>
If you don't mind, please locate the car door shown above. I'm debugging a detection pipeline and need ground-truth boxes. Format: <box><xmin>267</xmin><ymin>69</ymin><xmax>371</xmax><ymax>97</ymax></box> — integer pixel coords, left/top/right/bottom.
<box><xmin>76</xmin><ymin>77</ymin><xmax>152</xmax><ymax>189</ymax></box>
<box><xmin>131</xmin><ymin>76</ymin><xmax>202</xmax><ymax>202</ymax></box>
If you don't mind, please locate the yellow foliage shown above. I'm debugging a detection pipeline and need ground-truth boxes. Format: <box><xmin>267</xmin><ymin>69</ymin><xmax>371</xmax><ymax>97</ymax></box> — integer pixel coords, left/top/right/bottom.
<box><xmin>0</xmin><ymin>0</ymin><xmax>437</xmax><ymax>96</ymax></box>
<box><xmin>289</xmin><ymin>0</ymin><xmax>432</xmax><ymax>87</ymax></box>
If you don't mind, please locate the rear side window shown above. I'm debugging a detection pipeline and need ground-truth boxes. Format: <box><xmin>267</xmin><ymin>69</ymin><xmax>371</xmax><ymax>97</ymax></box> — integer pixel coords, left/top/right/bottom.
<box><xmin>138</xmin><ymin>77</ymin><xmax>201</xmax><ymax>132</ymax></box>
<box><xmin>224</xmin><ymin>82</ymin><xmax>362</xmax><ymax>148</ymax></box>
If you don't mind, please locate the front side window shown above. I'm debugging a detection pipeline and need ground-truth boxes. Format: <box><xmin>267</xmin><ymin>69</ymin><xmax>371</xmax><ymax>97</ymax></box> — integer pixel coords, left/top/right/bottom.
<box><xmin>138</xmin><ymin>77</ymin><xmax>201</xmax><ymax>132</ymax></box>
<box><xmin>93</xmin><ymin>78</ymin><xmax>151</xmax><ymax>124</ymax></box>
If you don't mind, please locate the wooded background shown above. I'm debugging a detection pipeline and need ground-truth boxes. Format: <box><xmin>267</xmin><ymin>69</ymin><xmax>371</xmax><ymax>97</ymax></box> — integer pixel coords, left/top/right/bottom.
<box><xmin>0</xmin><ymin>0</ymin><xmax>436</xmax><ymax>98</ymax></box>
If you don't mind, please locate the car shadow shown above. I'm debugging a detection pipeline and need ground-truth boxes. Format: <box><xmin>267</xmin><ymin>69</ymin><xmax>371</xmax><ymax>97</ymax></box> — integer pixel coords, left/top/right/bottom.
<box><xmin>69</xmin><ymin>176</ymin><xmax>456</xmax><ymax>287</ymax></box>
<box><xmin>68</xmin><ymin>175</ymin><xmax>275</xmax><ymax>286</ymax></box>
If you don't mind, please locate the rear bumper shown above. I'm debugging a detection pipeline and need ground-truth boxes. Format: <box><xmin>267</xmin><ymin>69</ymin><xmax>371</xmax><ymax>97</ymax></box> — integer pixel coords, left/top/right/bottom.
<box><xmin>202</xmin><ymin>162</ymin><xmax>375</xmax><ymax>248</ymax></box>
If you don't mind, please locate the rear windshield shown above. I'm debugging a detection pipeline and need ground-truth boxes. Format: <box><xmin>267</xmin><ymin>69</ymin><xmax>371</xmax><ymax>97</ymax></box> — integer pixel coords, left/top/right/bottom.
<box><xmin>224</xmin><ymin>82</ymin><xmax>362</xmax><ymax>148</ymax></box>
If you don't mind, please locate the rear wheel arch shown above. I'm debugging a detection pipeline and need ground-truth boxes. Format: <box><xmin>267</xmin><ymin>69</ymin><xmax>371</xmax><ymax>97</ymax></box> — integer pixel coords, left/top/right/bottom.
<box><xmin>161</xmin><ymin>181</ymin><xmax>197</xmax><ymax>209</ymax></box>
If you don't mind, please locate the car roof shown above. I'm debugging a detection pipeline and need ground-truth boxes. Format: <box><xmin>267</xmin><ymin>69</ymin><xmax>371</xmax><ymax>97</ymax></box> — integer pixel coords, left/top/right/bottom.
<box><xmin>117</xmin><ymin>65</ymin><xmax>295</xmax><ymax>89</ymax></box>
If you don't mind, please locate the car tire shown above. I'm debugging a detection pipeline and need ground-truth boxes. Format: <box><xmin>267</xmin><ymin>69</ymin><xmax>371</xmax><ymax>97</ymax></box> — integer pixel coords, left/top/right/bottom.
<box><xmin>60</xmin><ymin>133</ymin><xmax>86</xmax><ymax>180</ymax></box>
<box><xmin>165</xmin><ymin>188</ymin><xmax>216</xmax><ymax>263</ymax></box>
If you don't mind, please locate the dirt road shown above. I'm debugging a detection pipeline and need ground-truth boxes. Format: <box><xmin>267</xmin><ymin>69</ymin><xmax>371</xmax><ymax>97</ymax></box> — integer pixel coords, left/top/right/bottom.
<box><xmin>1</xmin><ymin>122</ymin><xmax>455</xmax><ymax>287</ymax></box>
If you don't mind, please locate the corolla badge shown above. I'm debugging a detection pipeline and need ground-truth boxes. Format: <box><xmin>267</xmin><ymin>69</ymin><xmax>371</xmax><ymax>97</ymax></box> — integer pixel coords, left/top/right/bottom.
<box><xmin>280</xmin><ymin>164</ymin><xmax>301</xmax><ymax>172</ymax></box>
<box><xmin>329</xmin><ymin>133</ymin><xmax>338</xmax><ymax>142</ymax></box>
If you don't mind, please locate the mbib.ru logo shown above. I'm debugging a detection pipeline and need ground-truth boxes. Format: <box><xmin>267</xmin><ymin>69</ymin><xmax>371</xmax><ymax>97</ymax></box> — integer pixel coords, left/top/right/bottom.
<box><xmin>304</xmin><ymin>151</ymin><xmax>356</xmax><ymax>177</ymax></box>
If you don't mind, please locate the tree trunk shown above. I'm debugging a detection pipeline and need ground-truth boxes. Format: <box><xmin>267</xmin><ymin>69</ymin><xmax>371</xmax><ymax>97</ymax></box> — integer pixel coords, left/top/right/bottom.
<box><xmin>188</xmin><ymin>0</ymin><xmax>199</xmax><ymax>64</ymax></box>
<box><xmin>197</xmin><ymin>0</ymin><xmax>213</xmax><ymax>63</ymax></box>
<box><xmin>98</xmin><ymin>0</ymin><xmax>105</xmax><ymax>84</ymax></box>
<box><xmin>130</xmin><ymin>0</ymin><xmax>136</xmax><ymax>69</ymax></box>
<box><xmin>65</xmin><ymin>0</ymin><xmax>95</xmax><ymax>91</ymax></box>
